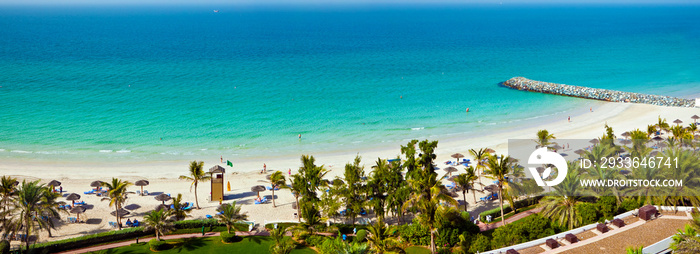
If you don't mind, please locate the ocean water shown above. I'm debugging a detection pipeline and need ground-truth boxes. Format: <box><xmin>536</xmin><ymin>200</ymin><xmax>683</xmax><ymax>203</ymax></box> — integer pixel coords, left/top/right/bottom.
<box><xmin>1</xmin><ymin>4</ymin><xmax>699</xmax><ymax>163</ymax></box>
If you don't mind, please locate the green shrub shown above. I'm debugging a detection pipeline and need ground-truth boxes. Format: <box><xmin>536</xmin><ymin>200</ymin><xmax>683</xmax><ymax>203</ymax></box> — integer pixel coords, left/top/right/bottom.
<box><xmin>0</xmin><ymin>240</ymin><xmax>9</xmax><ymax>254</ymax></box>
<box><xmin>597</xmin><ymin>196</ymin><xmax>618</xmax><ymax>220</ymax></box>
<box><xmin>149</xmin><ymin>239</ymin><xmax>167</xmax><ymax>251</ymax></box>
<box><xmin>480</xmin><ymin>196</ymin><xmax>544</xmax><ymax>221</ymax></box>
<box><xmin>619</xmin><ymin>198</ymin><xmax>642</xmax><ymax>212</ymax></box>
<box><xmin>306</xmin><ymin>235</ymin><xmax>327</xmax><ymax>247</ymax></box>
<box><xmin>577</xmin><ymin>202</ymin><xmax>601</xmax><ymax>225</ymax></box>
<box><xmin>469</xmin><ymin>234</ymin><xmax>491</xmax><ymax>253</ymax></box>
<box><xmin>31</xmin><ymin>227</ymin><xmax>150</xmax><ymax>253</ymax></box>
<box><xmin>355</xmin><ymin>229</ymin><xmax>367</xmax><ymax>242</ymax></box>
<box><xmin>490</xmin><ymin>214</ymin><xmax>556</xmax><ymax>249</ymax></box>
<box><xmin>398</xmin><ymin>220</ymin><xmax>430</xmax><ymax>246</ymax></box>
<box><xmin>220</xmin><ymin>231</ymin><xmax>237</xmax><ymax>243</ymax></box>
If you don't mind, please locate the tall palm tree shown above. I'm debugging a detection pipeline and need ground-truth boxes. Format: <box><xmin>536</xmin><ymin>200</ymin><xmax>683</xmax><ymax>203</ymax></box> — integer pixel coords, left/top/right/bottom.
<box><xmin>484</xmin><ymin>154</ymin><xmax>513</xmax><ymax>226</ymax></box>
<box><xmin>657</xmin><ymin>116</ymin><xmax>670</xmax><ymax>133</ymax></box>
<box><xmin>647</xmin><ymin>124</ymin><xmax>658</xmax><ymax>138</ymax></box>
<box><xmin>38</xmin><ymin>188</ymin><xmax>65</xmax><ymax>237</ymax></box>
<box><xmin>0</xmin><ymin>176</ymin><xmax>17</xmax><ymax>224</ymax></box>
<box><xmin>671</xmin><ymin>213</ymin><xmax>700</xmax><ymax>253</ymax></box>
<box><xmin>143</xmin><ymin>209</ymin><xmax>174</xmax><ymax>241</ymax></box>
<box><xmin>469</xmin><ymin>148</ymin><xmax>490</xmax><ymax>178</ymax></box>
<box><xmin>6</xmin><ymin>181</ymin><xmax>51</xmax><ymax>252</ymax></box>
<box><xmin>539</xmin><ymin>165</ymin><xmax>583</xmax><ymax>230</ymax></box>
<box><xmin>453</xmin><ymin>171</ymin><xmax>479</xmax><ymax>212</ymax></box>
<box><xmin>170</xmin><ymin>193</ymin><xmax>190</xmax><ymax>221</ymax></box>
<box><xmin>101</xmin><ymin>178</ymin><xmax>132</xmax><ymax>230</ymax></box>
<box><xmin>289</xmin><ymin>174</ymin><xmax>304</xmax><ymax>222</ymax></box>
<box><xmin>268</xmin><ymin>171</ymin><xmax>287</xmax><ymax>208</ymax></box>
<box><xmin>536</xmin><ymin>129</ymin><xmax>556</xmax><ymax>148</ymax></box>
<box><xmin>179</xmin><ymin>161</ymin><xmax>211</xmax><ymax>209</ymax></box>
<box><xmin>215</xmin><ymin>201</ymin><xmax>247</xmax><ymax>233</ymax></box>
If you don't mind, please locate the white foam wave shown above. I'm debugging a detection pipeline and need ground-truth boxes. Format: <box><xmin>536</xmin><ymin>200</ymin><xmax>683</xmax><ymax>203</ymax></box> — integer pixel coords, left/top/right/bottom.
<box><xmin>116</xmin><ymin>150</ymin><xmax>131</xmax><ymax>153</ymax></box>
<box><xmin>11</xmin><ymin>150</ymin><xmax>32</xmax><ymax>154</ymax></box>
<box><xmin>99</xmin><ymin>150</ymin><xmax>113</xmax><ymax>153</ymax></box>
<box><xmin>411</xmin><ymin>127</ymin><xmax>425</xmax><ymax>131</ymax></box>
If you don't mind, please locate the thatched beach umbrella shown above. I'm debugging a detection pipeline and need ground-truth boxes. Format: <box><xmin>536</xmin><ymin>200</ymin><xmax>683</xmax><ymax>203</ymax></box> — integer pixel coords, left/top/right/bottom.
<box><xmin>154</xmin><ymin>193</ymin><xmax>171</xmax><ymax>205</ymax></box>
<box><xmin>692</xmin><ymin>115</ymin><xmax>699</xmax><ymax>124</ymax></box>
<box><xmin>650</xmin><ymin>151</ymin><xmax>661</xmax><ymax>157</ymax></box>
<box><xmin>66</xmin><ymin>193</ymin><xmax>81</xmax><ymax>205</ymax></box>
<box><xmin>110</xmin><ymin>208</ymin><xmax>130</xmax><ymax>218</ymax></box>
<box><xmin>90</xmin><ymin>181</ymin><xmax>103</xmax><ymax>191</ymax></box>
<box><xmin>451</xmin><ymin>153</ymin><xmax>465</xmax><ymax>163</ymax></box>
<box><xmin>447</xmin><ymin>175</ymin><xmax>459</xmax><ymax>182</ymax></box>
<box><xmin>574</xmin><ymin>149</ymin><xmax>586</xmax><ymax>158</ymax></box>
<box><xmin>551</xmin><ymin>144</ymin><xmax>563</xmax><ymax>151</ymax></box>
<box><xmin>443</xmin><ymin>166</ymin><xmax>458</xmax><ymax>177</ymax></box>
<box><xmin>155</xmin><ymin>204</ymin><xmax>170</xmax><ymax>211</ymax></box>
<box><xmin>621</xmin><ymin>132</ymin><xmax>631</xmax><ymax>139</ymax></box>
<box><xmin>134</xmin><ymin>180</ymin><xmax>149</xmax><ymax>196</ymax></box>
<box><xmin>652</xmin><ymin>136</ymin><xmax>664</xmax><ymax>147</ymax></box>
<box><xmin>251</xmin><ymin>185</ymin><xmax>266</xmax><ymax>199</ymax></box>
<box><xmin>485</xmin><ymin>148</ymin><xmax>496</xmax><ymax>154</ymax></box>
<box><xmin>620</xmin><ymin>139</ymin><xmax>632</xmax><ymax>146</ymax></box>
<box><xmin>484</xmin><ymin>185</ymin><xmax>497</xmax><ymax>193</ymax></box>
<box><xmin>70</xmin><ymin>206</ymin><xmax>86</xmax><ymax>222</ymax></box>
<box><xmin>674</xmin><ymin>119</ymin><xmax>683</xmax><ymax>126</ymax></box>
<box><xmin>48</xmin><ymin>180</ymin><xmax>61</xmax><ymax>192</ymax></box>
<box><xmin>589</xmin><ymin>139</ymin><xmax>599</xmax><ymax>145</ymax></box>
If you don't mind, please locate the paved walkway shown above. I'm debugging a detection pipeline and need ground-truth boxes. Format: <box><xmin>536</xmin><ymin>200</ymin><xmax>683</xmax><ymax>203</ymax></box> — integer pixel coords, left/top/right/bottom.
<box><xmin>478</xmin><ymin>207</ymin><xmax>543</xmax><ymax>232</ymax></box>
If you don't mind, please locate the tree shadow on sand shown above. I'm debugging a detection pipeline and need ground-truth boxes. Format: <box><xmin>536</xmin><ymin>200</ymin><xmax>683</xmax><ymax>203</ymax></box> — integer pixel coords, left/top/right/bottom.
<box><xmin>169</xmin><ymin>237</ymin><xmax>207</xmax><ymax>252</ymax></box>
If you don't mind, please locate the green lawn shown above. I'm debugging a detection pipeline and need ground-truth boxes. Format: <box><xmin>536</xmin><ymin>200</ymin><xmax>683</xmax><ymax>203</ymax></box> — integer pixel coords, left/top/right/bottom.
<box><xmin>87</xmin><ymin>236</ymin><xmax>316</xmax><ymax>254</ymax></box>
<box><xmin>405</xmin><ymin>246</ymin><xmax>431</xmax><ymax>254</ymax></box>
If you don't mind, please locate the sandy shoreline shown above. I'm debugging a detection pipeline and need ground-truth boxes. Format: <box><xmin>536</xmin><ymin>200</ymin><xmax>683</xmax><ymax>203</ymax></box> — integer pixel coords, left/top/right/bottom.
<box><xmin>2</xmin><ymin>101</ymin><xmax>699</xmax><ymax>244</ymax></box>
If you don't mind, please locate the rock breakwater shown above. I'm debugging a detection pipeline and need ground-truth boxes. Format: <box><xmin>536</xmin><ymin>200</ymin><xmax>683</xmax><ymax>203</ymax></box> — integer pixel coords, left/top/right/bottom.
<box><xmin>502</xmin><ymin>77</ymin><xmax>697</xmax><ymax>108</ymax></box>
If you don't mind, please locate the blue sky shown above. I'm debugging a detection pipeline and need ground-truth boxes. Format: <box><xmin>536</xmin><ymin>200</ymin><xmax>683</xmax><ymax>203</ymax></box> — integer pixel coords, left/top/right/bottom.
<box><xmin>2</xmin><ymin>0</ymin><xmax>699</xmax><ymax>5</ymax></box>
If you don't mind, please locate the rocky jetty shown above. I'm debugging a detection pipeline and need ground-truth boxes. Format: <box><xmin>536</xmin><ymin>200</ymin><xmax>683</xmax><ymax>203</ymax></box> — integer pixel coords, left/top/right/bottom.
<box><xmin>502</xmin><ymin>77</ymin><xmax>697</xmax><ymax>108</ymax></box>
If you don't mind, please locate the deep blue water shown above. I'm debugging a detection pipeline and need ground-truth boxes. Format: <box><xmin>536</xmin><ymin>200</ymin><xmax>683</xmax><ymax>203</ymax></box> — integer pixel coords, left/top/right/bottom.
<box><xmin>1</xmin><ymin>4</ymin><xmax>699</xmax><ymax>162</ymax></box>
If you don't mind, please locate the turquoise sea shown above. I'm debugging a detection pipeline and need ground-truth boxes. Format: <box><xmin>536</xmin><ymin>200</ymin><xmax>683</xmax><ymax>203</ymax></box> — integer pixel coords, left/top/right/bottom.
<box><xmin>1</xmin><ymin>4</ymin><xmax>699</xmax><ymax>163</ymax></box>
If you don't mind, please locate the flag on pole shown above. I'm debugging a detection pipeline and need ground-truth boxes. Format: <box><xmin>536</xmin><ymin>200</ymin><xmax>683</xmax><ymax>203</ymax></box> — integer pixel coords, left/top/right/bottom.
<box><xmin>227</xmin><ymin>160</ymin><xmax>233</xmax><ymax>167</ymax></box>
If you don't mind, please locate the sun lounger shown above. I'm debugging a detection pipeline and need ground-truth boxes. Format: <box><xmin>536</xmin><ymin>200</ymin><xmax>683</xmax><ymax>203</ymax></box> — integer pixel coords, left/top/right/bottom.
<box><xmin>84</xmin><ymin>190</ymin><xmax>94</xmax><ymax>195</ymax></box>
<box><xmin>132</xmin><ymin>220</ymin><xmax>140</xmax><ymax>227</ymax></box>
<box><xmin>144</xmin><ymin>190</ymin><xmax>149</xmax><ymax>195</ymax></box>
<box><xmin>206</xmin><ymin>214</ymin><xmax>213</xmax><ymax>219</ymax></box>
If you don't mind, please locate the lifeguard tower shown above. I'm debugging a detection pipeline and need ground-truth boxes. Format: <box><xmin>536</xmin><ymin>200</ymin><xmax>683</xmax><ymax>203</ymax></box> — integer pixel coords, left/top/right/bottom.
<box><xmin>209</xmin><ymin>165</ymin><xmax>225</xmax><ymax>202</ymax></box>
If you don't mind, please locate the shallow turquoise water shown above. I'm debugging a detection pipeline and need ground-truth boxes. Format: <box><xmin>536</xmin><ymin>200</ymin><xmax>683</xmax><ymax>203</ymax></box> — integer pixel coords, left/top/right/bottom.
<box><xmin>0</xmin><ymin>4</ymin><xmax>699</xmax><ymax>162</ymax></box>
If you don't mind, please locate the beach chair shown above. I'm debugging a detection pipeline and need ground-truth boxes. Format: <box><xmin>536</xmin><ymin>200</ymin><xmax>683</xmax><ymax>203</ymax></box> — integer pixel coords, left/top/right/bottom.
<box><xmin>136</xmin><ymin>190</ymin><xmax>141</xmax><ymax>195</ymax></box>
<box><xmin>206</xmin><ymin>215</ymin><xmax>213</xmax><ymax>219</ymax></box>
<box><xmin>84</xmin><ymin>190</ymin><xmax>94</xmax><ymax>195</ymax></box>
<box><xmin>144</xmin><ymin>190</ymin><xmax>149</xmax><ymax>196</ymax></box>
<box><xmin>133</xmin><ymin>220</ymin><xmax>140</xmax><ymax>227</ymax></box>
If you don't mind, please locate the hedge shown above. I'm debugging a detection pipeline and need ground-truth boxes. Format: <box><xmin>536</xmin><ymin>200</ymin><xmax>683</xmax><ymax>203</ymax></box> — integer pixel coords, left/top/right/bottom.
<box><xmin>149</xmin><ymin>239</ymin><xmax>167</xmax><ymax>251</ymax></box>
<box><xmin>0</xmin><ymin>240</ymin><xmax>9</xmax><ymax>254</ymax></box>
<box><xmin>31</xmin><ymin>219</ymin><xmax>249</xmax><ymax>253</ymax></box>
<box><xmin>479</xmin><ymin>196</ymin><xmax>543</xmax><ymax>222</ymax></box>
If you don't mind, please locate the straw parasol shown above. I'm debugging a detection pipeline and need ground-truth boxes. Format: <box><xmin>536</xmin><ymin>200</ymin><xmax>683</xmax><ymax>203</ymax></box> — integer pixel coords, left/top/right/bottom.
<box><xmin>551</xmin><ymin>144</ymin><xmax>563</xmax><ymax>151</ymax></box>
<box><xmin>70</xmin><ymin>206</ymin><xmax>87</xmax><ymax>222</ymax></box>
<box><xmin>110</xmin><ymin>208</ymin><xmax>130</xmax><ymax>218</ymax></box>
<box><xmin>447</xmin><ymin>175</ymin><xmax>459</xmax><ymax>182</ymax></box>
<box><xmin>134</xmin><ymin>180</ymin><xmax>149</xmax><ymax>196</ymax></box>
<box><xmin>692</xmin><ymin>115</ymin><xmax>699</xmax><ymax>124</ymax></box>
<box><xmin>674</xmin><ymin>119</ymin><xmax>683</xmax><ymax>125</ymax></box>
<box><xmin>620</xmin><ymin>139</ymin><xmax>632</xmax><ymax>145</ymax></box>
<box><xmin>154</xmin><ymin>193</ymin><xmax>171</xmax><ymax>204</ymax></box>
<box><xmin>66</xmin><ymin>193</ymin><xmax>81</xmax><ymax>205</ymax></box>
<box><xmin>574</xmin><ymin>149</ymin><xmax>586</xmax><ymax>158</ymax></box>
<box><xmin>621</xmin><ymin>132</ymin><xmax>631</xmax><ymax>139</ymax></box>
<box><xmin>589</xmin><ymin>139</ymin><xmax>599</xmax><ymax>145</ymax></box>
<box><xmin>485</xmin><ymin>148</ymin><xmax>496</xmax><ymax>154</ymax></box>
<box><xmin>650</xmin><ymin>151</ymin><xmax>660</xmax><ymax>157</ymax></box>
<box><xmin>155</xmin><ymin>204</ymin><xmax>170</xmax><ymax>211</ymax></box>
<box><xmin>451</xmin><ymin>153</ymin><xmax>465</xmax><ymax>162</ymax></box>
<box><xmin>48</xmin><ymin>180</ymin><xmax>61</xmax><ymax>192</ymax></box>
<box><xmin>251</xmin><ymin>185</ymin><xmax>266</xmax><ymax>199</ymax></box>
<box><xmin>443</xmin><ymin>166</ymin><xmax>458</xmax><ymax>177</ymax></box>
<box><xmin>90</xmin><ymin>181</ymin><xmax>103</xmax><ymax>190</ymax></box>
<box><xmin>484</xmin><ymin>184</ymin><xmax>498</xmax><ymax>193</ymax></box>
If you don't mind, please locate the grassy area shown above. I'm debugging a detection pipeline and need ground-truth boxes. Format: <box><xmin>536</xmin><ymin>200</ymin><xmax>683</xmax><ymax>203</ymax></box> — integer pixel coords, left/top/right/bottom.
<box><xmin>405</xmin><ymin>246</ymin><xmax>431</xmax><ymax>254</ymax></box>
<box><xmin>86</xmin><ymin>236</ymin><xmax>316</xmax><ymax>254</ymax></box>
<box><xmin>490</xmin><ymin>204</ymin><xmax>538</xmax><ymax>223</ymax></box>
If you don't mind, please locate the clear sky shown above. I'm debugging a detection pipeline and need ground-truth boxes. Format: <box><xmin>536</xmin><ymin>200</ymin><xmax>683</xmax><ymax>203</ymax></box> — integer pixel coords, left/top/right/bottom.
<box><xmin>2</xmin><ymin>0</ymin><xmax>699</xmax><ymax>5</ymax></box>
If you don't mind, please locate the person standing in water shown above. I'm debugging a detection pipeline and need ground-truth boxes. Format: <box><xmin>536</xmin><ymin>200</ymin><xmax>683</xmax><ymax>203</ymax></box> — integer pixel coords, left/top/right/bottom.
<box><xmin>298</xmin><ymin>134</ymin><xmax>302</xmax><ymax>140</ymax></box>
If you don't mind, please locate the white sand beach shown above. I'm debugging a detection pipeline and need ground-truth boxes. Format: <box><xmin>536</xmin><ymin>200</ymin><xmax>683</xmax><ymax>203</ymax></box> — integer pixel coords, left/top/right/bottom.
<box><xmin>1</xmin><ymin>101</ymin><xmax>699</xmax><ymax>243</ymax></box>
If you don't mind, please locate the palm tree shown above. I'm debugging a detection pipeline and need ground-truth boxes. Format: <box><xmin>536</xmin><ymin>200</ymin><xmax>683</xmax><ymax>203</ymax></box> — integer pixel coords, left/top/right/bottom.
<box><xmin>179</xmin><ymin>161</ymin><xmax>211</xmax><ymax>209</ymax></box>
<box><xmin>657</xmin><ymin>116</ymin><xmax>670</xmax><ymax>133</ymax></box>
<box><xmin>0</xmin><ymin>176</ymin><xmax>17</xmax><ymax>224</ymax></box>
<box><xmin>626</xmin><ymin>246</ymin><xmax>644</xmax><ymax>254</ymax></box>
<box><xmin>366</xmin><ymin>218</ymin><xmax>402</xmax><ymax>253</ymax></box>
<box><xmin>170</xmin><ymin>193</ymin><xmax>190</xmax><ymax>221</ymax></box>
<box><xmin>38</xmin><ymin>188</ymin><xmax>65</xmax><ymax>237</ymax></box>
<box><xmin>216</xmin><ymin>201</ymin><xmax>247</xmax><ymax>233</ymax></box>
<box><xmin>536</xmin><ymin>129</ymin><xmax>556</xmax><ymax>148</ymax></box>
<box><xmin>647</xmin><ymin>124</ymin><xmax>658</xmax><ymax>137</ymax></box>
<box><xmin>268</xmin><ymin>171</ymin><xmax>287</xmax><ymax>208</ymax></box>
<box><xmin>6</xmin><ymin>181</ymin><xmax>51</xmax><ymax>252</ymax></box>
<box><xmin>289</xmin><ymin>174</ymin><xmax>304</xmax><ymax>222</ymax></box>
<box><xmin>469</xmin><ymin>148</ymin><xmax>490</xmax><ymax>178</ymax></box>
<box><xmin>269</xmin><ymin>227</ymin><xmax>294</xmax><ymax>254</ymax></box>
<box><xmin>672</xmin><ymin>213</ymin><xmax>700</xmax><ymax>253</ymax></box>
<box><xmin>143</xmin><ymin>209</ymin><xmax>174</xmax><ymax>241</ymax></box>
<box><xmin>484</xmin><ymin>154</ymin><xmax>513</xmax><ymax>226</ymax></box>
<box><xmin>453</xmin><ymin>170</ymin><xmax>479</xmax><ymax>211</ymax></box>
<box><xmin>539</xmin><ymin>165</ymin><xmax>583</xmax><ymax>230</ymax></box>
<box><xmin>101</xmin><ymin>178</ymin><xmax>132</xmax><ymax>230</ymax></box>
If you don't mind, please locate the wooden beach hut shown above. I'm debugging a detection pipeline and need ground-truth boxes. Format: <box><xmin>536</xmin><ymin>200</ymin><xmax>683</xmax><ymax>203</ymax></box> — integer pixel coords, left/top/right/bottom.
<box><xmin>210</xmin><ymin>165</ymin><xmax>225</xmax><ymax>202</ymax></box>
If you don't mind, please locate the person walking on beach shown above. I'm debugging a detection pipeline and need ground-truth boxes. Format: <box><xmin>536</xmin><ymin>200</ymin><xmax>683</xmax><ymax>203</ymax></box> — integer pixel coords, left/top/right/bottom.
<box><xmin>220</xmin><ymin>156</ymin><xmax>223</xmax><ymax>163</ymax></box>
<box><xmin>263</xmin><ymin>163</ymin><xmax>267</xmax><ymax>173</ymax></box>
<box><xmin>288</xmin><ymin>168</ymin><xmax>291</xmax><ymax>176</ymax></box>
<box><xmin>568</xmin><ymin>116</ymin><xmax>570</xmax><ymax>122</ymax></box>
